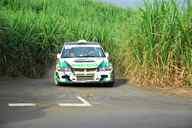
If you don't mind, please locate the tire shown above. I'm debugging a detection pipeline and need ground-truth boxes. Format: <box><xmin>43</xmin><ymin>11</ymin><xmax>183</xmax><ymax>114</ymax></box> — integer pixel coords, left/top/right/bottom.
<box><xmin>110</xmin><ymin>81</ymin><xmax>115</xmax><ymax>87</ymax></box>
<box><xmin>54</xmin><ymin>72</ymin><xmax>61</xmax><ymax>86</ymax></box>
<box><xmin>105</xmin><ymin>81</ymin><xmax>114</xmax><ymax>87</ymax></box>
<box><xmin>54</xmin><ymin>78</ymin><xmax>61</xmax><ymax>86</ymax></box>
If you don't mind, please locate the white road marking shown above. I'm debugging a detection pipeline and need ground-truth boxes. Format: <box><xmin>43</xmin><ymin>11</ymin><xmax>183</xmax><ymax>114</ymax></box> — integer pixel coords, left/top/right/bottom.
<box><xmin>77</xmin><ymin>96</ymin><xmax>92</xmax><ymax>106</ymax></box>
<box><xmin>8</xmin><ymin>96</ymin><xmax>92</xmax><ymax>107</ymax></box>
<box><xmin>58</xmin><ymin>96</ymin><xmax>92</xmax><ymax>107</ymax></box>
<box><xmin>8</xmin><ymin>103</ymin><xmax>36</xmax><ymax>107</ymax></box>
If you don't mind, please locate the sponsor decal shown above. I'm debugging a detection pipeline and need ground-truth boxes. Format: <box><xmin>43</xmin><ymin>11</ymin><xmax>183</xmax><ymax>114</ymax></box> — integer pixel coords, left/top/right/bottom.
<box><xmin>72</xmin><ymin>63</ymin><xmax>98</xmax><ymax>68</ymax></box>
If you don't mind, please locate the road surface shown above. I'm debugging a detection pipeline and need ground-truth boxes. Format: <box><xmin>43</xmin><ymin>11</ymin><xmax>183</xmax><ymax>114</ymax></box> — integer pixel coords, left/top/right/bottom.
<box><xmin>0</xmin><ymin>74</ymin><xmax>192</xmax><ymax>128</ymax></box>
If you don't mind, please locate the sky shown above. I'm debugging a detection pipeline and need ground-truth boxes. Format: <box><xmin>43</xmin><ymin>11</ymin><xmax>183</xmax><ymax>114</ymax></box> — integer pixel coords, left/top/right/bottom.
<box><xmin>99</xmin><ymin>0</ymin><xmax>143</xmax><ymax>7</ymax></box>
<box><xmin>99</xmin><ymin>0</ymin><xmax>187</xmax><ymax>8</ymax></box>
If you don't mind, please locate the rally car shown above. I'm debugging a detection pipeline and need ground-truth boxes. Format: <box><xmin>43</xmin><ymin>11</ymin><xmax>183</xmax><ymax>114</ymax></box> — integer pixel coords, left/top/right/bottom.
<box><xmin>54</xmin><ymin>40</ymin><xmax>114</xmax><ymax>86</ymax></box>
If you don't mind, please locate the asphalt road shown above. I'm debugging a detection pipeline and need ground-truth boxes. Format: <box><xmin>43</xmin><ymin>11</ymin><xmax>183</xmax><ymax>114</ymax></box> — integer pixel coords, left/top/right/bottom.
<box><xmin>0</xmin><ymin>73</ymin><xmax>192</xmax><ymax>128</ymax></box>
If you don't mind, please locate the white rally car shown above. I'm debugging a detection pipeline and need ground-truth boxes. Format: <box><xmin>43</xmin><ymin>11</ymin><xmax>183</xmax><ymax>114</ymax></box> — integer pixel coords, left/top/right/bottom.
<box><xmin>54</xmin><ymin>40</ymin><xmax>114</xmax><ymax>86</ymax></box>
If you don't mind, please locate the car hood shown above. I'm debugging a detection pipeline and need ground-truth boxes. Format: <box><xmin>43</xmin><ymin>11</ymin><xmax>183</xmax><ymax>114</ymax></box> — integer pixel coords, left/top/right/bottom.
<box><xmin>60</xmin><ymin>57</ymin><xmax>108</xmax><ymax>69</ymax></box>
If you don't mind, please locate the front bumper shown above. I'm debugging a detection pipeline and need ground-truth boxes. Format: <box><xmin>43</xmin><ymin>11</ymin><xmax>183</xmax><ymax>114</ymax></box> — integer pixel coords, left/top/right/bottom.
<box><xmin>54</xmin><ymin>70</ymin><xmax>114</xmax><ymax>84</ymax></box>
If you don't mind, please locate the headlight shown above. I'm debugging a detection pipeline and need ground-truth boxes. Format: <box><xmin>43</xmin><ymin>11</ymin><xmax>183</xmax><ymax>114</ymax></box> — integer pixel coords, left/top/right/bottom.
<box><xmin>57</xmin><ymin>67</ymin><xmax>71</xmax><ymax>72</ymax></box>
<box><xmin>99</xmin><ymin>66</ymin><xmax>113</xmax><ymax>72</ymax></box>
<box><xmin>62</xmin><ymin>68</ymin><xmax>72</xmax><ymax>72</ymax></box>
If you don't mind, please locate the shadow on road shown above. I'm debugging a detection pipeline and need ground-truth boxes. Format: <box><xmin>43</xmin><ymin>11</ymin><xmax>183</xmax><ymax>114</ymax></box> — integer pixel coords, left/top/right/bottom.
<box><xmin>58</xmin><ymin>79</ymin><xmax>128</xmax><ymax>88</ymax></box>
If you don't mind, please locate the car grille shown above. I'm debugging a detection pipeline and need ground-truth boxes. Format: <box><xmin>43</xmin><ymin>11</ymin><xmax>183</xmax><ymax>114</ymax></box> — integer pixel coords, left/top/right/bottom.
<box><xmin>76</xmin><ymin>75</ymin><xmax>94</xmax><ymax>81</ymax></box>
<box><xmin>72</xmin><ymin>68</ymin><xmax>84</xmax><ymax>72</ymax></box>
<box><xmin>72</xmin><ymin>68</ymin><xmax>96</xmax><ymax>81</ymax></box>
<box><xmin>72</xmin><ymin>68</ymin><xmax>97</xmax><ymax>73</ymax></box>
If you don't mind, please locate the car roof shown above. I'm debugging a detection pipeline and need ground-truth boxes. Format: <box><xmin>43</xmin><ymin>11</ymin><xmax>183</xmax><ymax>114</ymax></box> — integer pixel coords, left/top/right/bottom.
<box><xmin>64</xmin><ymin>40</ymin><xmax>101</xmax><ymax>46</ymax></box>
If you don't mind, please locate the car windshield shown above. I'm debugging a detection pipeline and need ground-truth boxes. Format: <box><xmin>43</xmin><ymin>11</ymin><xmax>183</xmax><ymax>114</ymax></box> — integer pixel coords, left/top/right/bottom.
<box><xmin>61</xmin><ymin>46</ymin><xmax>105</xmax><ymax>58</ymax></box>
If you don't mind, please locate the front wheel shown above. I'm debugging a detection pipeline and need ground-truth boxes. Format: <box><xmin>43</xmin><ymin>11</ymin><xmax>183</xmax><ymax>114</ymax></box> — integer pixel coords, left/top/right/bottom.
<box><xmin>54</xmin><ymin>72</ymin><xmax>61</xmax><ymax>86</ymax></box>
<box><xmin>54</xmin><ymin>78</ymin><xmax>61</xmax><ymax>86</ymax></box>
<box><xmin>104</xmin><ymin>81</ymin><xmax>115</xmax><ymax>87</ymax></box>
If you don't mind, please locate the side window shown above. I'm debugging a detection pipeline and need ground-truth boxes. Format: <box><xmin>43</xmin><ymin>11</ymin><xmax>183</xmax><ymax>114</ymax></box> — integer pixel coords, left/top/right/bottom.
<box><xmin>61</xmin><ymin>49</ymin><xmax>68</xmax><ymax>58</ymax></box>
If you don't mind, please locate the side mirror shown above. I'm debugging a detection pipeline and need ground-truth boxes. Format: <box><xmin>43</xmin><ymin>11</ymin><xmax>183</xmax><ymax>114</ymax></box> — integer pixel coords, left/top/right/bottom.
<box><xmin>57</xmin><ymin>53</ymin><xmax>61</xmax><ymax>59</ymax></box>
<box><xmin>105</xmin><ymin>52</ymin><xmax>109</xmax><ymax>58</ymax></box>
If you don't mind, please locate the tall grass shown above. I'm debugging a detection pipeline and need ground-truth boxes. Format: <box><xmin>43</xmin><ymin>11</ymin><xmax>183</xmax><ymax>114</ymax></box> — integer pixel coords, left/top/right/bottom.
<box><xmin>0</xmin><ymin>0</ymin><xmax>191</xmax><ymax>87</ymax></box>
<box><xmin>0</xmin><ymin>0</ymin><xmax>130</xmax><ymax>77</ymax></box>
<box><xmin>118</xmin><ymin>0</ymin><xmax>192</xmax><ymax>87</ymax></box>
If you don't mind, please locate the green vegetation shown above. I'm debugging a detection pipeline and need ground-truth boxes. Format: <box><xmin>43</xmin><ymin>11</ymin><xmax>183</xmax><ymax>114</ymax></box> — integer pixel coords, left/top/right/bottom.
<box><xmin>0</xmin><ymin>0</ymin><xmax>191</xmax><ymax>87</ymax></box>
<box><xmin>0</xmin><ymin>0</ymin><xmax>130</xmax><ymax>77</ymax></box>
<box><xmin>120</xmin><ymin>0</ymin><xmax>192</xmax><ymax>87</ymax></box>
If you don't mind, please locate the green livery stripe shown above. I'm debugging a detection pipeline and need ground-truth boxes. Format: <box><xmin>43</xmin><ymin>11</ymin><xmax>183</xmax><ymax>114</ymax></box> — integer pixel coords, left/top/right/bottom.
<box><xmin>98</xmin><ymin>61</ymin><xmax>111</xmax><ymax>68</ymax></box>
<box><xmin>59</xmin><ymin>61</ymin><xmax>70</xmax><ymax>68</ymax></box>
